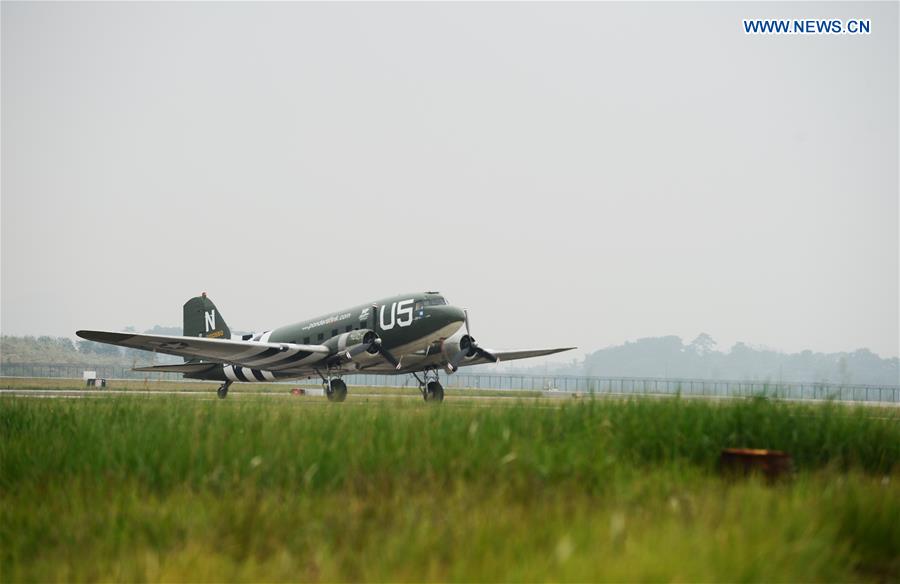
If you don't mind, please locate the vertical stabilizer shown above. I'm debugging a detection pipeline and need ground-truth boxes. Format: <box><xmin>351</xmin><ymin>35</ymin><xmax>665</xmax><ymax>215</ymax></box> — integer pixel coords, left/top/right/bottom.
<box><xmin>183</xmin><ymin>293</ymin><xmax>231</xmax><ymax>340</ymax></box>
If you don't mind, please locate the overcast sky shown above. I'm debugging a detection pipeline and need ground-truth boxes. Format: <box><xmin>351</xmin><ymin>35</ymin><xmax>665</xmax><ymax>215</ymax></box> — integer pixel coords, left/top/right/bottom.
<box><xmin>2</xmin><ymin>2</ymin><xmax>897</xmax><ymax>360</ymax></box>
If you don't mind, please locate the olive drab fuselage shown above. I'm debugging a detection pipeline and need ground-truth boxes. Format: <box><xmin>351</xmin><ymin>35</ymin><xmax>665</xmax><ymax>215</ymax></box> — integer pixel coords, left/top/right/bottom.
<box><xmin>268</xmin><ymin>292</ymin><xmax>463</xmax><ymax>353</ymax></box>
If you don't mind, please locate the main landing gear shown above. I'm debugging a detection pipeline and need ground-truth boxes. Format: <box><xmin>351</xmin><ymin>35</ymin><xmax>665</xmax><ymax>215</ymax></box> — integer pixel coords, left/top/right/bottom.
<box><xmin>326</xmin><ymin>379</ymin><xmax>348</xmax><ymax>402</ymax></box>
<box><xmin>217</xmin><ymin>381</ymin><xmax>232</xmax><ymax>399</ymax></box>
<box><xmin>413</xmin><ymin>369</ymin><xmax>444</xmax><ymax>402</ymax></box>
<box><xmin>318</xmin><ymin>370</ymin><xmax>348</xmax><ymax>402</ymax></box>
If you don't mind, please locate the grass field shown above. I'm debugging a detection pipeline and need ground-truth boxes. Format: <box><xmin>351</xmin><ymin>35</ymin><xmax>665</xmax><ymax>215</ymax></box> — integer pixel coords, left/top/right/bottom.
<box><xmin>2</xmin><ymin>394</ymin><xmax>899</xmax><ymax>582</ymax></box>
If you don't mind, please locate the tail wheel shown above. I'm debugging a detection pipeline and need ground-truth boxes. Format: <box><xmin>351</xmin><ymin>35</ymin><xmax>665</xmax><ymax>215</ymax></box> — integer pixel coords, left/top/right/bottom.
<box><xmin>327</xmin><ymin>379</ymin><xmax>348</xmax><ymax>402</ymax></box>
<box><xmin>424</xmin><ymin>381</ymin><xmax>444</xmax><ymax>402</ymax></box>
<box><xmin>216</xmin><ymin>382</ymin><xmax>231</xmax><ymax>399</ymax></box>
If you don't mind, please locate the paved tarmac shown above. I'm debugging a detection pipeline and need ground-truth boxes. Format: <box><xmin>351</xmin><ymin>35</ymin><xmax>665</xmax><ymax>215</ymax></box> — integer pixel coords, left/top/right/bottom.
<box><xmin>0</xmin><ymin>388</ymin><xmax>557</xmax><ymax>402</ymax></box>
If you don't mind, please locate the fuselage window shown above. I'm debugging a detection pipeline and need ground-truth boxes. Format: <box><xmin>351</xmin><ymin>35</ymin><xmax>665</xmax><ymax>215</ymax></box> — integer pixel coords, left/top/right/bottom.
<box><xmin>317</xmin><ymin>333</ymin><xmax>324</xmax><ymax>341</ymax></box>
<box><xmin>303</xmin><ymin>337</ymin><xmax>310</xmax><ymax>345</ymax></box>
<box><xmin>331</xmin><ymin>328</ymin><xmax>338</xmax><ymax>338</ymax></box>
<box><xmin>345</xmin><ymin>325</ymin><xmax>352</xmax><ymax>332</ymax></box>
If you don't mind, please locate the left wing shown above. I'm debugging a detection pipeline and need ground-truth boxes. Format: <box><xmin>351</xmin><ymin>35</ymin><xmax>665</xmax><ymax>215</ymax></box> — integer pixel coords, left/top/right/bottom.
<box><xmin>76</xmin><ymin>330</ymin><xmax>330</xmax><ymax>370</ymax></box>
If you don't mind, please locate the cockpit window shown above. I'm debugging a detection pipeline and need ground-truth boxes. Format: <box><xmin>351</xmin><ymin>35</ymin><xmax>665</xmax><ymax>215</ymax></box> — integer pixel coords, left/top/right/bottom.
<box><xmin>423</xmin><ymin>297</ymin><xmax>447</xmax><ymax>306</ymax></box>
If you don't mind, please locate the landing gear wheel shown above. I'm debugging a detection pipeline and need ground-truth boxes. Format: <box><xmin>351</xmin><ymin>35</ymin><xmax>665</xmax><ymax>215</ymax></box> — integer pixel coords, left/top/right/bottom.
<box><xmin>424</xmin><ymin>381</ymin><xmax>444</xmax><ymax>402</ymax></box>
<box><xmin>327</xmin><ymin>379</ymin><xmax>348</xmax><ymax>402</ymax></box>
<box><xmin>217</xmin><ymin>381</ymin><xmax>232</xmax><ymax>399</ymax></box>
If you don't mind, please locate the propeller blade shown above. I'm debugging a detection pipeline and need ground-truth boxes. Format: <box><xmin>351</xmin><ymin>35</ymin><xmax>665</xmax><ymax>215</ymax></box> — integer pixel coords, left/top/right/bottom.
<box><xmin>372</xmin><ymin>338</ymin><xmax>401</xmax><ymax>369</ymax></box>
<box><xmin>344</xmin><ymin>331</ymin><xmax>380</xmax><ymax>359</ymax></box>
<box><xmin>347</xmin><ymin>342</ymin><xmax>372</xmax><ymax>358</ymax></box>
<box><xmin>475</xmin><ymin>346</ymin><xmax>500</xmax><ymax>364</ymax></box>
<box><xmin>381</xmin><ymin>347</ymin><xmax>401</xmax><ymax>369</ymax></box>
<box><xmin>449</xmin><ymin>348</ymin><xmax>468</xmax><ymax>371</ymax></box>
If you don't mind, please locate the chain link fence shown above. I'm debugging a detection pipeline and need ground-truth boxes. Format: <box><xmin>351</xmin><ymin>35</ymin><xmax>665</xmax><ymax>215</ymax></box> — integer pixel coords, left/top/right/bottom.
<box><xmin>2</xmin><ymin>362</ymin><xmax>898</xmax><ymax>403</ymax></box>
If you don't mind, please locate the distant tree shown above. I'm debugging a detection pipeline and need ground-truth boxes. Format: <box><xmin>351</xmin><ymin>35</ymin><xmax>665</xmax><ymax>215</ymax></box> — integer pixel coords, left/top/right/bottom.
<box><xmin>838</xmin><ymin>356</ymin><xmax>851</xmax><ymax>385</ymax></box>
<box><xmin>76</xmin><ymin>339</ymin><xmax>96</xmax><ymax>354</ymax></box>
<box><xmin>688</xmin><ymin>333</ymin><xmax>717</xmax><ymax>356</ymax></box>
<box><xmin>56</xmin><ymin>337</ymin><xmax>75</xmax><ymax>352</ymax></box>
<box><xmin>77</xmin><ymin>339</ymin><xmax>119</xmax><ymax>357</ymax></box>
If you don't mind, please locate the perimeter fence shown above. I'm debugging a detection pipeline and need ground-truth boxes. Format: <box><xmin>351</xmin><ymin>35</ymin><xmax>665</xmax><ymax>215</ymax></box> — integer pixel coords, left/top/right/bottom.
<box><xmin>2</xmin><ymin>362</ymin><xmax>898</xmax><ymax>403</ymax></box>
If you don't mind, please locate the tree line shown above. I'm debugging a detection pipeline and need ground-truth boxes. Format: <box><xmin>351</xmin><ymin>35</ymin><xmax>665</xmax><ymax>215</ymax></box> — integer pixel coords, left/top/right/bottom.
<box><xmin>1</xmin><ymin>325</ymin><xmax>182</xmax><ymax>367</ymax></box>
<box><xmin>502</xmin><ymin>333</ymin><xmax>899</xmax><ymax>386</ymax></box>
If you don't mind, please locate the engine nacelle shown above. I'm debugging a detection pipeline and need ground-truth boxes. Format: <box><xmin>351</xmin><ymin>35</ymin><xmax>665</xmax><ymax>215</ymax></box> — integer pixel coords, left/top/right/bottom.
<box><xmin>323</xmin><ymin>329</ymin><xmax>380</xmax><ymax>361</ymax></box>
<box><xmin>441</xmin><ymin>330</ymin><xmax>478</xmax><ymax>364</ymax></box>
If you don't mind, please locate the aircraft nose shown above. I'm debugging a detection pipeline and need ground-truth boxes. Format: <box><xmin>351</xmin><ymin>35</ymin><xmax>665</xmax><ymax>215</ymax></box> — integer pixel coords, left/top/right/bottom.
<box><xmin>429</xmin><ymin>305</ymin><xmax>466</xmax><ymax>328</ymax></box>
<box><xmin>447</xmin><ymin>305</ymin><xmax>466</xmax><ymax>324</ymax></box>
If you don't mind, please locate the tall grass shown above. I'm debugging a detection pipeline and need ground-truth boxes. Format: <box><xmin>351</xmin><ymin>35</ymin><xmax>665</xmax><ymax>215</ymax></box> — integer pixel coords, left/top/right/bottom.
<box><xmin>2</xmin><ymin>396</ymin><xmax>898</xmax><ymax>581</ymax></box>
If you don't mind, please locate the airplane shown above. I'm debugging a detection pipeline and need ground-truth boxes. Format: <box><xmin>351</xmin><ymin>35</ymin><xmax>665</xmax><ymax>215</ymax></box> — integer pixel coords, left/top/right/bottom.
<box><xmin>76</xmin><ymin>291</ymin><xmax>575</xmax><ymax>402</ymax></box>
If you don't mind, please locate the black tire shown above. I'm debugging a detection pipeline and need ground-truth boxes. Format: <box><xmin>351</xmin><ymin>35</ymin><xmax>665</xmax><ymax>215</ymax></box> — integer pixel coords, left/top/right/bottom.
<box><xmin>425</xmin><ymin>381</ymin><xmax>444</xmax><ymax>402</ymax></box>
<box><xmin>327</xmin><ymin>379</ymin><xmax>348</xmax><ymax>402</ymax></box>
<box><xmin>217</xmin><ymin>384</ymin><xmax>229</xmax><ymax>399</ymax></box>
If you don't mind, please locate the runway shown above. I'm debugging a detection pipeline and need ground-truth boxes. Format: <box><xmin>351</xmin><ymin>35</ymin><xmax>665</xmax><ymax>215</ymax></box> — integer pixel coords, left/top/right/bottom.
<box><xmin>0</xmin><ymin>388</ymin><xmax>558</xmax><ymax>403</ymax></box>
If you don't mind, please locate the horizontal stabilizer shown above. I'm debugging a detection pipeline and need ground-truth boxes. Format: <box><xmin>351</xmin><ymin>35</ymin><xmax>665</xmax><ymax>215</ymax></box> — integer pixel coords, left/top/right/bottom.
<box><xmin>133</xmin><ymin>362</ymin><xmax>219</xmax><ymax>374</ymax></box>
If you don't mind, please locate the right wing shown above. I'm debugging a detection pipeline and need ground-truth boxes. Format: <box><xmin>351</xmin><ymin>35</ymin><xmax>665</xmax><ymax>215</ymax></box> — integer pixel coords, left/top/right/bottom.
<box><xmin>76</xmin><ymin>330</ymin><xmax>330</xmax><ymax>370</ymax></box>
<box><xmin>452</xmin><ymin>346</ymin><xmax>577</xmax><ymax>368</ymax></box>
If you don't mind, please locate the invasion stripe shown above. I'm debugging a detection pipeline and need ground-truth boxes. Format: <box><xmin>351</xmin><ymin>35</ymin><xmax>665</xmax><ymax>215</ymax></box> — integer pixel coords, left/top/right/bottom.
<box><xmin>226</xmin><ymin>346</ymin><xmax>276</xmax><ymax>362</ymax></box>
<box><xmin>237</xmin><ymin>348</ymin><xmax>302</xmax><ymax>367</ymax></box>
<box><xmin>234</xmin><ymin>366</ymin><xmax>250</xmax><ymax>382</ymax></box>
<box><xmin>234</xmin><ymin>347</ymin><xmax>282</xmax><ymax>364</ymax></box>
<box><xmin>224</xmin><ymin>365</ymin><xmax>239</xmax><ymax>382</ymax></box>
<box><xmin>259</xmin><ymin>351</ymin><xmax>327</xmax><ymax>371</ymax></box>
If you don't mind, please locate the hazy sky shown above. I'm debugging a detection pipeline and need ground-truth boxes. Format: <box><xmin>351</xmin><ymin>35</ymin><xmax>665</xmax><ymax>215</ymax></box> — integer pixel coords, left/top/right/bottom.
<box><xmin>2</xmin><ymin>2</ymin><xmax>898</xmax><ymax>361</ymax></box>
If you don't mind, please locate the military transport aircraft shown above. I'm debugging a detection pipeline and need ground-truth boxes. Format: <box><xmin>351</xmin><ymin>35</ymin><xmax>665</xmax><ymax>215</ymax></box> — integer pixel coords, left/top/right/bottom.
<box><xmin>76</xmin><ymin>292</ymin><xmax>574</xmax><ymax>402</ymax></box>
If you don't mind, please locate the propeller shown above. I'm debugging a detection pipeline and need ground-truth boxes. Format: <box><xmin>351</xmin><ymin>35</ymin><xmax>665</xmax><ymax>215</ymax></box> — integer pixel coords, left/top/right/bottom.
<box><xmin>339</xmin><ymin>331</ymin><xmax>401</xmax><ymax>369</ymax></box>
<box><xmin>344</xmin><ymin>331</ymin><xmax>378</xmax><ymax>359</ymax></box>
<box><xmin>449</xmin><ymin>310</ymin><xmax>500</xmax><ymax>371</ymax></box>
<box><xmin>370</xmin><ymin>337</ymin><xmax>401</xmax><ymax>370</ymax></box>
<box><xmin>464</xmin><ymin>310</ymin><xmax>500</xmax><ymax>364</ymax></box>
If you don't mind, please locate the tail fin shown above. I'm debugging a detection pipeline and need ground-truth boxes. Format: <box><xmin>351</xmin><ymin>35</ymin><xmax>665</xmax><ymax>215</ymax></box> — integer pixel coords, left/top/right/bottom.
<box><xmin>183</xmin><ymin>293</ymin><xmax>231</xmax><ymax>340</ymax></box>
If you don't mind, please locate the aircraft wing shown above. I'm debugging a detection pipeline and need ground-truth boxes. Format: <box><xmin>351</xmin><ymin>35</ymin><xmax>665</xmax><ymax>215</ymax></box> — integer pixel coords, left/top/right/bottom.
<box><xmin>76</xmin><ymin>330</ymin><xmax>330</xmax><ymax>368</ymax></box>
<box><xmin>455</xmin><ymin>346</ymin><xmax>577</xmax><ymax>368</ymax></box>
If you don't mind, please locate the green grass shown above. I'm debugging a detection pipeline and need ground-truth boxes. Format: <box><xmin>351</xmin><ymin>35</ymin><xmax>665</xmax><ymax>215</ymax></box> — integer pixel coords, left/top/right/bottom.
<box><xmin>2</xmin><ymin>396</ymin><xmax>898</xmax><ymax>581</ymax></box>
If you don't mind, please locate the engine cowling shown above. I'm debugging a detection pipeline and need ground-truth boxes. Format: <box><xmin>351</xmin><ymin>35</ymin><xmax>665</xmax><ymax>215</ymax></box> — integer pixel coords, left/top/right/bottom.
<box><xmin>441</xmin><ymin>331</ymin><xmax>478</xmax><ymax>369</ymax></box>
<box><xmin>323</xmin><ymin>329</ymin><xmax>374</xmax><ymax>353</ymax></box>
